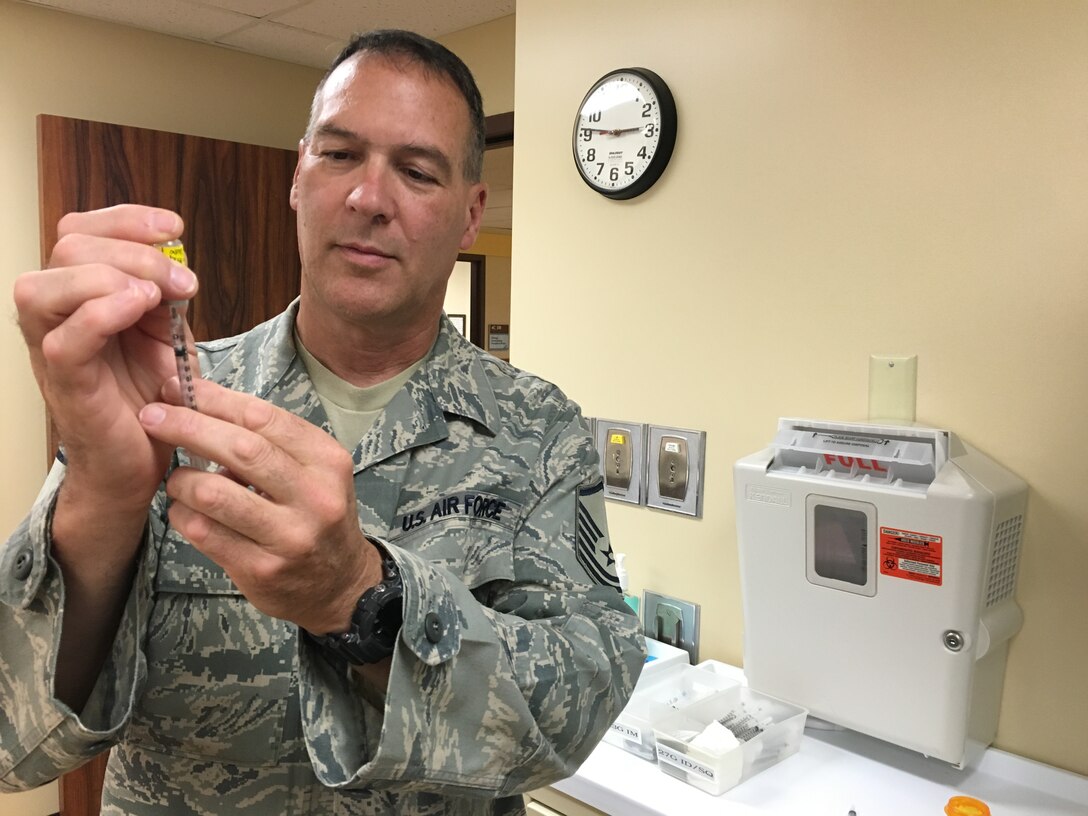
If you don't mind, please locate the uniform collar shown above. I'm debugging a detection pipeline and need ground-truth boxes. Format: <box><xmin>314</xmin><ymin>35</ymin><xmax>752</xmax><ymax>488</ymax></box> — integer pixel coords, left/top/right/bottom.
<box><xmin>415</xmin><ymin>312</ymin><xmax>502</xmax><ymax>437</ymax></box>
<box><xmin>203</xmin><ymin>299</ymin><xmax>503</xmax><ymax>450</ymax></box>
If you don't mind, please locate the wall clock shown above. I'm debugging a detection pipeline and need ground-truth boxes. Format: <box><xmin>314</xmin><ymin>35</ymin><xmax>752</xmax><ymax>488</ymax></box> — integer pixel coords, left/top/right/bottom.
<box><xmin>572</xmin><ymin>67</ymin><xmax>677</xmax><ymax>200</ymax></box>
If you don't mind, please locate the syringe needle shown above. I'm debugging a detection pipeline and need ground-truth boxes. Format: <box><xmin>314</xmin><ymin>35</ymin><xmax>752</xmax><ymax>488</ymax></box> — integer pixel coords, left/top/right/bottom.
<box><xmin>167</xmin><ymin>299</ymin><xmax>212</xmax><ymax>472</ymax></box>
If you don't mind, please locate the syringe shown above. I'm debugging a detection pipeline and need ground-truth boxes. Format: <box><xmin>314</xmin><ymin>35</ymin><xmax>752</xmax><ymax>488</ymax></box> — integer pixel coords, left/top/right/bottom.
<box><xmin>156</xmin><ymin>241</ymin><xmax>212</xmax><ymax>471</ymax></box>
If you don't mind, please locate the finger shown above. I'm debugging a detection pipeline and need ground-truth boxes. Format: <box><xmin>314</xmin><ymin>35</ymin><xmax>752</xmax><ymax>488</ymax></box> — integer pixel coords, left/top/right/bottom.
<box><xmin>166</xmin><ymin>467</ymin><xmax>279</xmax><ymax>557</ymax></box>
<box><xmin>40</xmin><ymin>280</ymin><xmax>162</xmax><ymax>371</ymax></box>
<box><xmin>15</xmin><ymin>265</ymin><xmax>159</xmax><ymax>341</ymax></box>
<box><xmin>138</xmin><ymin>398</ymin><xmax>304</xmax><ymax>503</ymax></box>
<box><xmin>57</xmin><ymin>204</ymin><xmax>183</xmax><ymax>245</ymax></box>
<box><xmin>188</xmin><ymin>379</ymin><xmax>343</xmax><ymax>468</ymax></box>
<box><xmin>49</xmin><ymin>233</ymin><xmax>197</xmax><ymax>302</ymax></box>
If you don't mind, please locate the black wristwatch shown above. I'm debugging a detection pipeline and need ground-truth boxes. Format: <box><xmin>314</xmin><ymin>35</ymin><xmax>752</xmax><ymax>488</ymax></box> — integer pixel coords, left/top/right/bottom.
<box><xmin>309</xmin><ymin>549</ymin><xmax>404</xmax><ymax>666</ymax></box>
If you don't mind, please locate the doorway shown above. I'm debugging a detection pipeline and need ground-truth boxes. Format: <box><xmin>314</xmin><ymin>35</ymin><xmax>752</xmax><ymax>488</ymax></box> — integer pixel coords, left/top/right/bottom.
<box><xmin>441</xmin><ymin>114</ymin><xmax>512</xmax><ymax>359</ymax></box>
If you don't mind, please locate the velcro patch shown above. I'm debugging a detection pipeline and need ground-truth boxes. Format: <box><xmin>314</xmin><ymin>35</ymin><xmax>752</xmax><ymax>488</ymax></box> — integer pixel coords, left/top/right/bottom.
<box><xmin>576</xmin><ymin>480</ymin><xmax>619</xmax><ymax>589</ymax></box>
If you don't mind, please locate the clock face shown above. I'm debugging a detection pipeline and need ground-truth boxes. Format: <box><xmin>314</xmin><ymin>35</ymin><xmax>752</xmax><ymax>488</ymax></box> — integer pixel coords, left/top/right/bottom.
<box><xmin>573</xmin><ymin>68</ymin><xmax>677</xmax><ymax>200</ymax></box>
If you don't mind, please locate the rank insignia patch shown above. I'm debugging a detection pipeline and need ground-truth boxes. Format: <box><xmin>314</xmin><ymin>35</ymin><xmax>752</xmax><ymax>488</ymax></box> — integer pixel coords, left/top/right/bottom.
<box><xmin>575</xmin><ymin>480</ymin><xmax>619</xmax><ymax>589</ymax></box>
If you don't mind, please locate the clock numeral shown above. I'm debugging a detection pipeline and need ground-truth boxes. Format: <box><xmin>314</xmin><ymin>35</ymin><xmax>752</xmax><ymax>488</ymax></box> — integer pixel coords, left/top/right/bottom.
<box><xmin>588</xmin><ymin>110</ymin><xmax>602</xmax><ymax>123</ymax></box>
<box><xmin>581</xmin><ymin>128</ymin><xmax>593</xmax><ymax>142</ymax></box>
<box><xmin>596</xmin><ymin>163</ymin><xmax>605</xmax><ymax>176</ymax></box>
<box><xmin>625</xmin><ymin>162</ymin><xmax>634</xmax><ymax>176</ymax></box>
<box><xmin>644</xmin><ymin>123</ymin><xmax>656</xmax><ymax>138</ymax></box>
<box><xmin>642</xmin><ymin>102</ymin><xmax>652</xmax><ymax>118</ymax></box>
<box><xmin>586</xmin><ymin>148</ymin><xmax>596</xmax><ymax>162</ymax></box>
<box><xmin>609</xmin><ymin>167</ymin><xmax>619</xmax><ymax>182</ymax></box>
<box><xmin>637</xmin><ymin>146</ymin><xmax>649</xmax><ymax>159</ymax></box>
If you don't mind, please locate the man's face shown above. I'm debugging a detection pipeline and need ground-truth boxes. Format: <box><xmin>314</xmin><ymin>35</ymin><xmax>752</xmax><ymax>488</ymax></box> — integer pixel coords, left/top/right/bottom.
<box><xmin>290</xmin><ymin>53</ymin><xmax>486</xmax><ymax>333</ymax></box>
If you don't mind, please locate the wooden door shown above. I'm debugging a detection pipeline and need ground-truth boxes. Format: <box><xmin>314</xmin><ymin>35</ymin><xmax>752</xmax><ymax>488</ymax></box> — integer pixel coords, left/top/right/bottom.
<box><xmin>36</xmin><ymin>114</ymin><xmax>300</xmax><ymax>816</ymax></box>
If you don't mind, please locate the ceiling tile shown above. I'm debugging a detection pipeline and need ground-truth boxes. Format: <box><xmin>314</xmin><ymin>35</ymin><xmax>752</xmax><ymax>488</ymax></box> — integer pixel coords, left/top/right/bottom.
<box><xmin>218</xmin><ymin>19</ymin><xmax>342</xmax><ymax>68</ymax></box>
<box><xmin>25</xmin><ymin>0</ymin><xmax>255</xmax><ymax>40</ymax></box>
<box><xmin>197</xmin><ymin>0</ymin><xmax>304</xmax><ymax>17</ymax></box>
<box><xmin>271</xmin><ymin>0</ymin><xmax>514</xmax><ymax>40</ymax></box>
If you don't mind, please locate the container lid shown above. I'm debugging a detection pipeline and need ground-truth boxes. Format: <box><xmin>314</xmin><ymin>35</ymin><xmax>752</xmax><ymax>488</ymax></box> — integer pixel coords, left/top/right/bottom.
<box><xmin>769</xmin><ymin>418</ymin><xmax>951</xmax><ymax>490</ymax></box>
<box><xmin>944</xmin><ymin>796</ymin><xmax>991</xmax><ymax>816</ymax></box>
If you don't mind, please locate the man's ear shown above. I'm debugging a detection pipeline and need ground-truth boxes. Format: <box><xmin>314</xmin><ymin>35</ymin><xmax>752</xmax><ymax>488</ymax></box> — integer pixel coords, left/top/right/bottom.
<box><xmin>289</xmin><ymin>140</ymin><xmax>305</xmax><ymax>211</ymax></box>
<box><xmin>459</xmin><ymin>183</ymin><xmax>488</xmax><ymax>251</ymax></box>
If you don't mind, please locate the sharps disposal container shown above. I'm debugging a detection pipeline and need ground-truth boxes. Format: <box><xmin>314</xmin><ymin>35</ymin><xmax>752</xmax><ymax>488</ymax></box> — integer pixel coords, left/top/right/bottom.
<box><xmin>734</xmin><ymin>418</ymin><xmax>1027</xmax><ymax>767</ymax></box>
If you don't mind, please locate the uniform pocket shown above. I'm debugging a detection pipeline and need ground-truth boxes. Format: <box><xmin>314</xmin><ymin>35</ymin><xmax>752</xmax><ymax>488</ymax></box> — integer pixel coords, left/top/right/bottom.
<box><xmin>132</xmin><ymin>531</ymin><xmax>294</xmax><ymax>766</ymax></box>
<box><xmin>392</xmin><ymin>516</ymin><xmax>515</xmax><ymax>589</ymax></box>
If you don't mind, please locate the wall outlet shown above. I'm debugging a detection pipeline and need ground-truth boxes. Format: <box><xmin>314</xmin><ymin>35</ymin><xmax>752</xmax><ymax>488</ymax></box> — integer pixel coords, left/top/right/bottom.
<box><xmin>643</xmin><ymin>590</ymin><xmax>700</xmax><ymax>664</ymax></box>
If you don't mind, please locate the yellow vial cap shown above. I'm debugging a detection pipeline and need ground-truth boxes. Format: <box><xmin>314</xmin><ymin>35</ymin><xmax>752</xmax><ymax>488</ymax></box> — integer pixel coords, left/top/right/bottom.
<box><xmin>945</xmin><ymin>796</ymin><xmax>991</xmax><ymax>816</ymax></box>
<box><xmin>155</xmin><ymin>240</ymin><xmax>187</xmax><ymax>266</ymax></box>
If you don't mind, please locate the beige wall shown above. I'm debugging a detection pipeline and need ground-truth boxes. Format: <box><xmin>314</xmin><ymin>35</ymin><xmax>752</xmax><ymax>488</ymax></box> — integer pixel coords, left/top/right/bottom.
<box><xmin>466</xmin><ymin>231</ymin><xmax>513</xmax><ymax>360</ymax></box>
<box><xmin>483</xmin><ymin>254</ymin><xmax>513</xmax><ymax>361</ymax></box>
<box><xmin>513</xmin><ymin>0</ymin><xmax>1088</xmax><ymax>776</ymax></box>
<box><xmin>438</xmin><ymin>15</ymin><xmax>515</xmax><ymax>115</ymax></box>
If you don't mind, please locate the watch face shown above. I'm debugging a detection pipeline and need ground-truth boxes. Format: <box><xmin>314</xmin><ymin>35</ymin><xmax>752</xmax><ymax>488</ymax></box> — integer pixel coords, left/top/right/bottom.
<box><xmin>573</xmin><ymin>68</ymin><xmax>677</xmax><ymax>200</ymax></box>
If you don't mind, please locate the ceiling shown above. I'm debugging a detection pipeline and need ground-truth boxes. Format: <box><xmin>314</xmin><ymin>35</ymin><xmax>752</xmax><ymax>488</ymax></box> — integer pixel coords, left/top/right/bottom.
<box><xmin>20</xmin><ymin>0</ymin><xmax>514</xmax><ymax>232</ymax></box>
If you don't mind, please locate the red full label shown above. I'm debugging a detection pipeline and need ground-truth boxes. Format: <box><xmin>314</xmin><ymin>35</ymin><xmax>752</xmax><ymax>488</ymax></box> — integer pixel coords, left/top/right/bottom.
<box><xmin>823</xmin><ymin>453</ymin><xmax>888</xmax><ymax>472</ymax></box>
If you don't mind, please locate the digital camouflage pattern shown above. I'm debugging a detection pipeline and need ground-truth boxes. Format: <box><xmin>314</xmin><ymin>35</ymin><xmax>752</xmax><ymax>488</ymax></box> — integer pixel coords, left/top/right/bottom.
<box><xmin>0</xmin><ymin>302</ymin><xmax>645</xmax><ymax>815</ymax></box>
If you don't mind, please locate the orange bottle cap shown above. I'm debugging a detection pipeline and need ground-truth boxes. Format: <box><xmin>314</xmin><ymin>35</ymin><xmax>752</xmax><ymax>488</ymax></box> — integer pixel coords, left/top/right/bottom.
<box><xmin>945</xmin><ymin>795</ymin><xmax>991</xmax><ymax>816</ymax></box>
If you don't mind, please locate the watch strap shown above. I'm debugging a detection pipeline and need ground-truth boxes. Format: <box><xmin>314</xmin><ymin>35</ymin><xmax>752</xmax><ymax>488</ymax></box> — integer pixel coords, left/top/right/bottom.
<box><xmin>308</xmin><ymin>545</ymin><xmax>404</xmax><ymax>666</ymax></box>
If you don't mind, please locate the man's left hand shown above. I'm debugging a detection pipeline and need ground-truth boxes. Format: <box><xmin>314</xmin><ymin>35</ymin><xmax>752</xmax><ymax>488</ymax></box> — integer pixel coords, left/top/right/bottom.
<box><xmin>139</xmin><ymin>378</ymin><xmax>383</xmax><ymax>635</ymax></box>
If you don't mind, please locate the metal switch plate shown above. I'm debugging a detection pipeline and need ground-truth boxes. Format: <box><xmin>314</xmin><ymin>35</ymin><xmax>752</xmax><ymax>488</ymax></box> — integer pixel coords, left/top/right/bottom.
<box><xmin>657</xmin><ymin>435</ymin><xmax>689</xmax><ymax>500</ymax></box>
<box><xmin>595</xmin><ymin>420</ymin><xmax>646</xmax><ymax>505</ymax></box>
<box><xmin>643</xmin><ymin>590</ymin><xmax>700</xmax><ymax>664</ymax></box>
<box><xmin>605</xmin><ymin>427</ymin><xmax>634</xmax><ymax>489</ymax></box>
<box><xmin>646</xmin><ymin>425</ymin><xmax>706</xmax><ymax>517</ymax></box>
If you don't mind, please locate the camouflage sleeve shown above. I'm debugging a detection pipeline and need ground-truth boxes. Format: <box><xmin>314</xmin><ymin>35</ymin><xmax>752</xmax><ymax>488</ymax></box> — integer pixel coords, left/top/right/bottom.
<box><xmin>298</xmin><ymin>405</ymin><xmax>646</xmax><ymax>796</ymax></box>
<box><xmin>0</xmin><ymin>460</ymin><xmax>148</xmax><ymax>792</ymax></box>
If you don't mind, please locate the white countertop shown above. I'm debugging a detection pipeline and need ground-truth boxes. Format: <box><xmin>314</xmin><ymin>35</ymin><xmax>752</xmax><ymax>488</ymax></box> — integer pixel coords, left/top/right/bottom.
<box><xmin>554</xmin><ymin>665</ymin><xmax>1088</xmax><ymax>816</ymax></box>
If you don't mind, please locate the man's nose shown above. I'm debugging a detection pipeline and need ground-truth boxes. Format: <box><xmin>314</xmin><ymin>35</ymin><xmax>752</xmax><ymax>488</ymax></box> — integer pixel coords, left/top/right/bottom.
<box><xmin>345</xmin><ymin>164</ymin><xmax>394</xmax><ymax>221</ymax></box>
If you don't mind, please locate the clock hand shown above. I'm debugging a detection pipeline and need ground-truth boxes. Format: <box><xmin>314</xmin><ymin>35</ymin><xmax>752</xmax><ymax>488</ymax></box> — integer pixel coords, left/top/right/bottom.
<box><xmin>585</xmin><ymin>126</ymin><xmax>643</xmax><ymax>135</ymax></box>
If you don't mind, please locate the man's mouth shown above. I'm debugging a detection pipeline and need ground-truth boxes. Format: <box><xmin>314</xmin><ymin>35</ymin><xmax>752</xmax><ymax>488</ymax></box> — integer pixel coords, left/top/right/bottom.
<box><xmin>336</xmin><ymin>242</ymin><xmax>395</xmax><ymax>265</ymax></box>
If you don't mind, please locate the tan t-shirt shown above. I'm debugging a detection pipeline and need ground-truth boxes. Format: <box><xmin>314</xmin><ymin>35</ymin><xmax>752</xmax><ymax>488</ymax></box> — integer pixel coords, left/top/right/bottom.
<box><xmin>294</xmin><ymin>331</ymin><xmax>425</xmax><ymax>452</ymax></box>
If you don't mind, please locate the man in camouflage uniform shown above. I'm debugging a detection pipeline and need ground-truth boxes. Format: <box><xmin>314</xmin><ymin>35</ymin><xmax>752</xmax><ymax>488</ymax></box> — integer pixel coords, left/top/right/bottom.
<box><xmin>1</xmin><ymin>30</ymin><xmax>644</xmax><ymax>815</ymax></box>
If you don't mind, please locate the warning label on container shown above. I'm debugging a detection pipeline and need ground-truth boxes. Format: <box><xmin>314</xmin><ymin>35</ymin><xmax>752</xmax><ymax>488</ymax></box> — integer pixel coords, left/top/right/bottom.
<box><xmin>880</xmin><ymin>526</ymin><xmax>943</xmax><ymax>586</ymax></box>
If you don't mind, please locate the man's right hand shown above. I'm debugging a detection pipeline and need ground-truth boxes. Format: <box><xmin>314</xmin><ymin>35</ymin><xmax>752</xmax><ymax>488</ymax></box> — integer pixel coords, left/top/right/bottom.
<box><xmin>15</xmin><ymin>205</ymin><xmax>199</xmax><ymax>512</ymax></box>
<box><xmin>14</xmin><ymin>205</ymin><xmax>200</xmax><ymax>709</ymax></box>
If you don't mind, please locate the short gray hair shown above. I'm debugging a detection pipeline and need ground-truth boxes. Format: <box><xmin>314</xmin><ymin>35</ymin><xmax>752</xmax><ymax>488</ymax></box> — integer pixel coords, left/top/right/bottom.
<box><xmin>306</xmin><ymin>30</ymin><xmax>486</xmax><ymax>182</ymax></box>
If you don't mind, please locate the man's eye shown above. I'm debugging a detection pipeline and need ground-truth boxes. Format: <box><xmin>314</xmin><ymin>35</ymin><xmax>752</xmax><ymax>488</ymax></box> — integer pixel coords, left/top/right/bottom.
<box><xmin>403</xmin><ymin>167</ymin><xmax>435</xmax><ymax>183</ymax></box>
<box><xmin>322</xmin><ymin>150</ymin><xmax>354</xmax><ymax>161</ymax></box>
